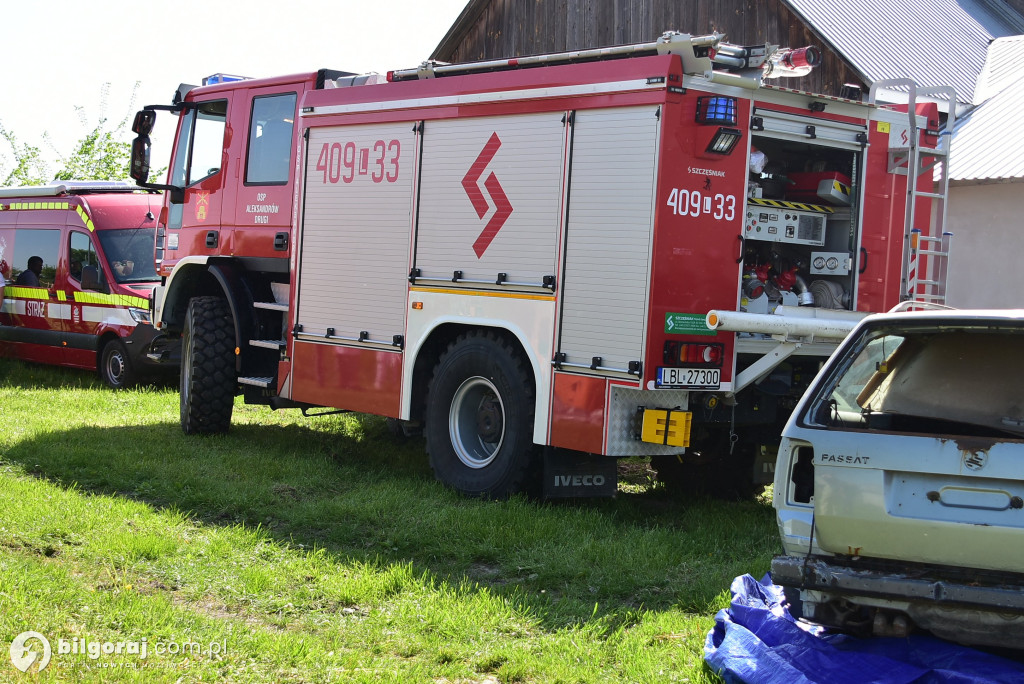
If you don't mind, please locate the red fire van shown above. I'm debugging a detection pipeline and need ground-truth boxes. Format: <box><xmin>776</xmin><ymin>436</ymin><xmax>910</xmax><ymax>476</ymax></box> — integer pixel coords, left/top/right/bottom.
<box><xmin>0</xmin><ymin>182</ymin><xmax>174</xmax><ymax>387</ymax></box>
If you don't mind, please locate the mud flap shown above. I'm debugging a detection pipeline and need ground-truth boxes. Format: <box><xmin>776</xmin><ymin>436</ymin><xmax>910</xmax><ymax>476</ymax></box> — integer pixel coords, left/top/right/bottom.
<box><xmin>542</xmin><ymin>447</ymin><xmax>618</xmax><ymax>498</ymax></box>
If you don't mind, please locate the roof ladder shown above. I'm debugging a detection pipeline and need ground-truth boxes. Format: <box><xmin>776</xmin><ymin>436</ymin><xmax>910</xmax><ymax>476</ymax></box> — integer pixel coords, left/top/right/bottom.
<box><xmin>869</xmin><ymin>79</ymin><xmax>956</xmax><ymax>305</ymax></box>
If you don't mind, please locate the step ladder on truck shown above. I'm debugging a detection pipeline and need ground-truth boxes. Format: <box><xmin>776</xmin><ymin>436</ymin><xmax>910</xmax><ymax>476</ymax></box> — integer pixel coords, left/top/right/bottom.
<box><xmin>129</xmin><ymin>31</ymin><xmax>952</xmax><ymax>500</ymax></box>
<box><xmin>869</xmin><ymin>79</ymin><xmax>955</xmax><ymax>305</ymax></box>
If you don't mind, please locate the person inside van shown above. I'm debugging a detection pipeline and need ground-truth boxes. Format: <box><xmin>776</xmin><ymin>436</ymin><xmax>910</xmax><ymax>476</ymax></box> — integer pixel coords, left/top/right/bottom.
<box><xmin>112</xmin><ymin>259</ymin><xmax>134</xmax><ymax>277</ymax></box>
<box><xmin>15</xmin><ymin>256</ymin><xmax>43</xmax><ymax>287</ymax></box>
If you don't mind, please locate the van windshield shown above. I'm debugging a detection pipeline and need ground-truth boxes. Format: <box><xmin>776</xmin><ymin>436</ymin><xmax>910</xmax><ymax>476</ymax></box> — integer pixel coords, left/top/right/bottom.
<box><xmin>805</xmin><ymin>322</ymin><xmax>1024</xmax><ymax>439</ymax></box>
<box><xmin>96</xmin><ymin>228</ymin><xmax>158</xmax><ymax>284</ymax></box>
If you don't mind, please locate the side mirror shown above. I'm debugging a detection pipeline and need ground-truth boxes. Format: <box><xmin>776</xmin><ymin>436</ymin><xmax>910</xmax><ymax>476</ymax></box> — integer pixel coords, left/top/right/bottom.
<box><xmin>81</xmin><ymin>265</ymin><xmax>106</xmax><ymax>292</ymax></box>
<box><xmin>132</xmin><ymin>109</ymin><xmax>157</xmax><ymax>136</ymax></box>
<box><xmin>129</xmin><ymin>136</ymin><xmax>151</xmax><ymax>184</ymax></box>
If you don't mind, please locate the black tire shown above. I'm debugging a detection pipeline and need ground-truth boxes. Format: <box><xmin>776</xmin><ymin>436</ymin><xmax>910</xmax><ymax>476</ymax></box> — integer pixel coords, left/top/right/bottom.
<box><xmin>180</xmin><ymin>296</ymin><xmax>236</xmax><ymax>434</ymax></box>
<box><xmin>425</xmin><ymin>330</ymin><xmax>537</xmax><ymax>498</ymax></box>
<box><xmin>100</xmin><ymin>339</ymin><xmax>136</xmax><ymax>389</ymax></box>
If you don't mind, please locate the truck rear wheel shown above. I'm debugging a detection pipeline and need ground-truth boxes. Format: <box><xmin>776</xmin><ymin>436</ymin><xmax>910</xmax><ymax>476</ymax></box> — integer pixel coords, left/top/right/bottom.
<box><xmin>180</xmin><ymin>296</ymin><xmax>236</xmax><ymax>434</ymax></box>
<box><xmin>100</xmin><ymin>339</ymin><xmax>135</xmax><ymax>389</ymax></box>
<box><xmin>425</xmin><ymin>331</ymin><xmax>537</xmax><ymax>498</ymax></box>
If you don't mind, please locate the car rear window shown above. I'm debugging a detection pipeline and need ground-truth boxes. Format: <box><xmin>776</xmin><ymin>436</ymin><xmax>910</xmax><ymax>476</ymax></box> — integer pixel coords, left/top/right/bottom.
<box><xmin>804</xmin><ymin>322</ymin><xmax>1024</xmax><ymax>439</ymax></box>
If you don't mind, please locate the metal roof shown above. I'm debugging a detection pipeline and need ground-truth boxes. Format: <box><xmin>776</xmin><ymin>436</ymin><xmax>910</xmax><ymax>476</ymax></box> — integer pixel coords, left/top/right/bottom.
<box><xmin>949</xmin><ymin>36</ymin><xmax>1024</xmax><ymax>181</ymax></box>
<box><xmin>972</xmin><ymin>33</ymin><xmax>1024</xmax><ymax>102</ymax></box>
<box><xmin>783</xmin><ymin>0</ymin><xmax>1024</xmax><ymax>104</ymax></box>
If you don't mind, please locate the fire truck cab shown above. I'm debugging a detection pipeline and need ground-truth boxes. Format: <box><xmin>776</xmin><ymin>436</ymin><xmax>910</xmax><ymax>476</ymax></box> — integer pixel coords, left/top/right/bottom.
<box><xmin>130</xmin><ymin>32</ymin><xmax>951</xmax><ymax>498</ymax></box>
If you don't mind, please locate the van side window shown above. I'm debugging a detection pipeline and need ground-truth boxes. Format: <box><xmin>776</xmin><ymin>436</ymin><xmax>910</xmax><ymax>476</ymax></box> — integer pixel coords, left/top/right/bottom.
<box><xmin>69</xmin><ymin>231</ymin><xmax>100</xmax><ymax>284</ymax></box>
<box><xmin>11</xmin><ymin>228</ymin><xmax>60</xmax><ymax>288</ymax></box>
<box><xmin>245</xmin><ymin>93</ymin><xmax>297</xmax><ymax>185</ymax></box>
<box><xmin>170</xmin><ymin>100</ymin><xmax>228</xmax><ymax>187</ymax></box>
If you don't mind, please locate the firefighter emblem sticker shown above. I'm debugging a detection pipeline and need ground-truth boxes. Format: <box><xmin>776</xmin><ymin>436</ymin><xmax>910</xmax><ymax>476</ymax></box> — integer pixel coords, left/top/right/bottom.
<box><xmin>194</xmin><ymin>191</ymin><xmax>210</xmax><ymax>222</ymax></box>
<box><xmin>462</xmin><ymin>132</ymin><xmax>513</xmax><ymax>258</ymax></box>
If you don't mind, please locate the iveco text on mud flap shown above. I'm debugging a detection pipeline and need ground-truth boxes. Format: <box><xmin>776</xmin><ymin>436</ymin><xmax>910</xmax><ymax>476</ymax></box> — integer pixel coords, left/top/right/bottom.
<box><xmin>771</xmin><ymin>307</ymin><xmax>1024</xmax><ymax>649</ymax></box>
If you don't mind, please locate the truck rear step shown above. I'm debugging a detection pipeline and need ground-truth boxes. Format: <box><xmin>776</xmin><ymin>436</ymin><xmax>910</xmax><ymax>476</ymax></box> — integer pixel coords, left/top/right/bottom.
<box><xmin>238</xmin><ymin>376</ymin><xmax>274</xmax><ymax>388</ymax></box>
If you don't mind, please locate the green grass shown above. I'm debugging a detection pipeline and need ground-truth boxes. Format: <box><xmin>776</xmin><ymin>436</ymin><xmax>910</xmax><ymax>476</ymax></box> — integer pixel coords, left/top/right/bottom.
<box><xmin>0</xmin><ymin>359</ymin><xmax>780</xmax><ymax>682</ymax></box>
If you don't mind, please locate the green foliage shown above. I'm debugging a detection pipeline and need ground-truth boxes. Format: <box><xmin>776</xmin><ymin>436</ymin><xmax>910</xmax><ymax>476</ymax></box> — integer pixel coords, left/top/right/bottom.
<box><xmin>0</xmin><ymin>123</ymin><xmax>49</xmax><ymax>186</ymax></box>
<box><xmin>1</xmin><ymin>82</ymin><xmax>138</xmax><ymax>186</ymax></box>
<box><xmin>52</xmin><ymin>123</ymin><xmax>132</xmax><ymax>182</ymax></box>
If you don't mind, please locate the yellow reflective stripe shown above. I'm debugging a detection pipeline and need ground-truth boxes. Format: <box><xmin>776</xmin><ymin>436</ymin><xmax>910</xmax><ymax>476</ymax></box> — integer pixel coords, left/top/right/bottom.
<box><xmin>409</xmin><ymin>286</ymin><xmax>555</xmax><ymax>301</ymax></box>
<box><xmin>6</xmin><ymin>285</ymin><xmax>150</xmax><ymax>309</ymax></box>
<box><xmin>75</xmin><ymin>205</ymin><xmax>96</xmax><ymax>232</ymax></box>
<box><xmin>71</xmin><ymin>291</ymin><xmax>149</xmax><ymax>309</ymax></box>
<box><xmin>5</xmin><ymin>201</ymin><xmax>95</xmax><ymax>230</ymax></box>
<box><xmin>4</xmin><ymin>286</ymin><xmax>50</xmax><ymax>300</ymax></box>
<box><xmin>9</xmin><ymin>201</ymin><xmax>70</xmax><ymax>210</ymax></box>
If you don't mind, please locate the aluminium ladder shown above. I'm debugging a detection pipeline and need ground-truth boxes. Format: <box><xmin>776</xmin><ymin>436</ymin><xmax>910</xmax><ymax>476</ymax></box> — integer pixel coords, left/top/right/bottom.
<box><xmin>868</xmin><ymin>79</ymin><xmax>956</xmax><ymax>305</ymax></box>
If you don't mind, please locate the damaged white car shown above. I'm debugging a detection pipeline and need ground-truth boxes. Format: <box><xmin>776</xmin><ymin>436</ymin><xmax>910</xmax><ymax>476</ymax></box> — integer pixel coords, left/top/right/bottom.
<box><xmin>771</xmin><ymin>308</ymin><xmax>1024</xmax><ymax>649</ymax></box>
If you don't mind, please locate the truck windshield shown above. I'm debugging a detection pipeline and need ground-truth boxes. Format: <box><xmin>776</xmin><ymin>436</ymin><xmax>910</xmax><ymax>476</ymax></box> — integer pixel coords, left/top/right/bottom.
<box><xmin>97</xmin><ymin>228</ymin><xmax>159</xmax><ymax>284</ymax></box>
<box><xmin>805</xmin><ymin>323</ymin><xmax>1024</xmax><ymax>438</ymax></box>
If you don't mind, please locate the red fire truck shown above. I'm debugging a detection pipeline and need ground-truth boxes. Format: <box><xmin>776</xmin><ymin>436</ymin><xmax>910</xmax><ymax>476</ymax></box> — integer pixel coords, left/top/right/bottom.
<box><xmin>129</xmin><ymin>32</ymin><xmax>951</xmax><ymax>498</ymax></box>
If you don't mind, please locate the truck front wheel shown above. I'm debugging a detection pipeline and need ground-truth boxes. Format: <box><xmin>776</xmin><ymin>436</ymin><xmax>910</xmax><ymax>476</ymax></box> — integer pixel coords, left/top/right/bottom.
<box><xmin>180</xmin><ymin>296</ymin><xmax>236</xmax><ymax>434</ymax></box>
<box><xmin>425</xmin><ymin>331</ymin><xmax>538</xmax><ymax>498</ymax></box>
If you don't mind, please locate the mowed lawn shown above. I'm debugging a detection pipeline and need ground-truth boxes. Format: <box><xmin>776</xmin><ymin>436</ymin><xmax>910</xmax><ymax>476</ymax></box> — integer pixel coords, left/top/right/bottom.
<box><xmin>0</xmin><ymin>358</ymin><xmax>779</xmax><ymax>682</ymax></box>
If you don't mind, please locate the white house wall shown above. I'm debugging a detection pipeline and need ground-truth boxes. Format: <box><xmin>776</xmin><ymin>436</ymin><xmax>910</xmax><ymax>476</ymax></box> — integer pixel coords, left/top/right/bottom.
<box><xmin>945</xmin><ymin>182</ymin><xmax>1023</xmax><ymax>309</ymax></box>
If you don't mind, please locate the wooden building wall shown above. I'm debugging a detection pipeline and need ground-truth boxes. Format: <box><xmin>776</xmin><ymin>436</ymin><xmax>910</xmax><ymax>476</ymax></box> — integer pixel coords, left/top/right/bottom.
<box><xmin>433</xmin><ymin>0</ymin><xmax>866</xmax><ymax>98</ymax></box>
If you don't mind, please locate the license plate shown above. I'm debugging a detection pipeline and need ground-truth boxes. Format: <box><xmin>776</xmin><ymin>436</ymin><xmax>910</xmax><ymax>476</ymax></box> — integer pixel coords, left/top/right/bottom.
<box><xmin>657</xmin><ymin>366</ymin><xmax>720</xmax><ymax>389</ymax></box>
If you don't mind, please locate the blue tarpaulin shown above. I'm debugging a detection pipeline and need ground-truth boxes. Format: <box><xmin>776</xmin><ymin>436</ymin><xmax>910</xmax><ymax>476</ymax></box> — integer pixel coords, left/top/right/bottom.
<box><xmin>704</xmin><ymin>574</ymin><xmax>1024</xmax><ymax>684</ymax></box>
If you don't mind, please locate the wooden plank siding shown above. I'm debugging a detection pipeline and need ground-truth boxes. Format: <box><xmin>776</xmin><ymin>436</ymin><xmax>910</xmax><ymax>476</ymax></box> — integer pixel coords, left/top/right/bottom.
<box><xmin>432</xmin><ymin>0</ymin><xmax>866</xmax><ymax>97</ymax></box>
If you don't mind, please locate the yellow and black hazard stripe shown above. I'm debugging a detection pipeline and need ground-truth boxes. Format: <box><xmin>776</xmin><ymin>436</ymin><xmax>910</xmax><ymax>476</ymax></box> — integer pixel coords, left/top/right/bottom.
<box><xmin>747</xmin><ymin>197</ymin><xmax>835</xmax><ymax>214</ymax></box>
<box><xmin>830</xmin><ymin>180</ymin><xmax>852</xmax><ymax>200</ymax></box>
<box><xmin>2</xmin><ymin>200</ymin><xmax>96</xmax><ymax>231</ymax></box>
